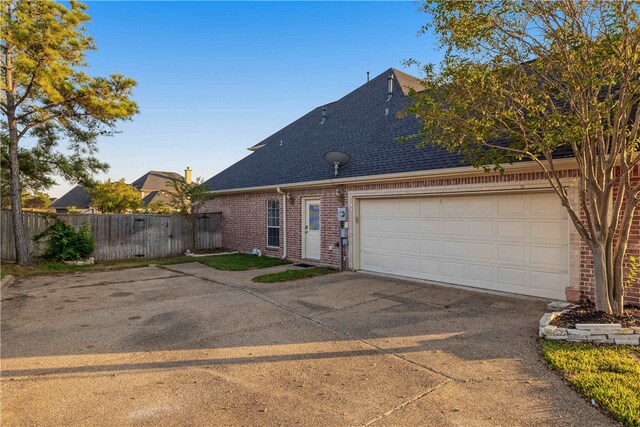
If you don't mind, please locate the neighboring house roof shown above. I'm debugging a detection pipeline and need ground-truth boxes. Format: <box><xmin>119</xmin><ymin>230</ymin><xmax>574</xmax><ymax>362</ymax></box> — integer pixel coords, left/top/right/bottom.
<box><xmin>204</xmin><ymin>68</ymin><xmax>466</xmax><ymax>192</ymax></box>
<box><xmin>131</xmin><ymin>171</ymin><xmax>183</xmax><ymax>193</ymax></box>
<box><xmin>49</xmin><ymin>185</ymin><xmax>92</xmax><ymax>209</ymax></box>
<box><xmin>141</xmin><ymin>191</ymin><xmax>175</xmax><ymax>206</ymax></box>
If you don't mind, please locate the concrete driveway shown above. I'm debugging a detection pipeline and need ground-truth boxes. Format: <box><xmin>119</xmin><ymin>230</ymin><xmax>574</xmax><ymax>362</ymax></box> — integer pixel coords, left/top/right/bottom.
<box><xmin>1</xmin><ymin>263</ymin><xmax>614</xmax><ymax>426</ymax></box>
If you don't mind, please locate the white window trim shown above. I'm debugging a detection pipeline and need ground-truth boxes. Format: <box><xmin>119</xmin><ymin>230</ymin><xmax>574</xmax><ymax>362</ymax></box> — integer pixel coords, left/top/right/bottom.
<box><xmin>267</xmin><ymin>199</ymin><xmax>280</xmax><ymax>248</ymax></box>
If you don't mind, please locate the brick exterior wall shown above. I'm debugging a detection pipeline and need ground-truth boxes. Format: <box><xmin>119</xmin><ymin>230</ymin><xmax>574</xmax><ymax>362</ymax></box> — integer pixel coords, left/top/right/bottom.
<box><xmin>202</xmin><ymin>167</ymin><xmax>639</xmax><ymax>304</ymax></box>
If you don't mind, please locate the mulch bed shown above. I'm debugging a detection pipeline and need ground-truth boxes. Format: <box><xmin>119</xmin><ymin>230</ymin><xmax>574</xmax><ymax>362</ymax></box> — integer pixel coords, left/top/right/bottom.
<box><xmin>192</xmin><ymin>248</ymin><xmax>233</xmax><ymax>255</ymax></box>
<box><xmin>551</xmin><ymin>304</ymin><xmax>640</xmax><ymax>328</ymax></box>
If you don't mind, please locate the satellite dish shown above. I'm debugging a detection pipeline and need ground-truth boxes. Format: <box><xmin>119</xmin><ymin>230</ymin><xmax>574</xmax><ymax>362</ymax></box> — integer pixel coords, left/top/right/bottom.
<box><xmin>324</xmin><ymin>151</ymin><xmax>351</xmax><ymax>176</ymax></box>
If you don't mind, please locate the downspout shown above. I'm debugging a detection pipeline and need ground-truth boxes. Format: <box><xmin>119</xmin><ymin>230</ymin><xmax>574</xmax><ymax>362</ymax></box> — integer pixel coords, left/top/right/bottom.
<box><xmin>276</xmin><ymin>187</ymin><xmax>287</xmax><ymax>259</ymax></box>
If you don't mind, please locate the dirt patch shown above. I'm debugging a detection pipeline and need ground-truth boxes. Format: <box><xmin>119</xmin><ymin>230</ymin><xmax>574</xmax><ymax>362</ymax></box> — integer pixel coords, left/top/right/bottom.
<box><xmin>551</xmin><ymin>304</ymin><xmax>640</xmax><ymax>328</ymax></box>
<box><xmin>191</xmin><ymin>248</ymin><xmax>232</xmax><ymax>254</ymax></box>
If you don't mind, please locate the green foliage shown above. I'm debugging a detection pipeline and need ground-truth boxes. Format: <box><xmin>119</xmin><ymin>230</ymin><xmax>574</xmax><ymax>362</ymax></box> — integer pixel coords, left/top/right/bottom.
<box><xmin>35</xmin><ymin>220</ymin><xmax>95</xmax><ymax>261</ymax></box>
<box><xmin>541</xmin><ymin>340</ymin><xmax>640</xmax><ymax>426</ymax></box>
<box><xmin>88</xmin><ymin>179</ymin><xmax>142</xmax><ymax>213</ymax></box>
<box><xmin>144</xmin><ymin>201</ymin><xmax>175</xmax><ymax>214</ymax></box>
<box><xmin>252</xmin><ymin>267</ymin><xmax>337</xmax><ymax>283</ymax></box>
<box><xmin>2</xmin><ymin>0</ymin><xmax>138</xmax><ymax>189</ymax></box>
<box><xmin>169</xmin><ymin>176</ymin><xmax>215</xmax><ymax>215</ymax></box>
<box><xmin>408</xmin><ymin>0</ymin><xmax>640</xmax><ymax>314</ymax></box>
<box><xmin>625</xmin><ymin>256</ymin><xmax>639</xmax><ymax>290</ymax></box>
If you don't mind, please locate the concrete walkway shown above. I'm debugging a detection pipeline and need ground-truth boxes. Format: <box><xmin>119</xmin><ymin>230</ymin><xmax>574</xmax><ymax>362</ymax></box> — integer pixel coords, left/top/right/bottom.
<box><xmin>1</xmin><ymin>263</ymin><xmax>614</xmax><ymax>426</ymax></box>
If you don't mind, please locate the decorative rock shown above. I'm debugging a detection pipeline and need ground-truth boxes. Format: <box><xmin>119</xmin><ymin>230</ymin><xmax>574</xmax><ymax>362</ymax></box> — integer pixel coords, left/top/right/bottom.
<box><xmin>613</xmin><ymin>336</ymin><xmax>640</xmax><ymax>345</ymax></box>
<box><xmin>567</xmin><ymin>329</ymin><xmax>591</xmax><ymax>336</ymax></box>
<box><xmin>547</xmin><ymin>301</ymin><xmax>576</xmax><ymax>312</ymax></box>
<box><xmin>575</xmin><ymin>323</ymin><xmax>621</xmax><ymax>332</ymax></box>
<box><xmin>539</xmin><ymin>312</ymin><xmax>637</xmax><ymax>345</ymax></box>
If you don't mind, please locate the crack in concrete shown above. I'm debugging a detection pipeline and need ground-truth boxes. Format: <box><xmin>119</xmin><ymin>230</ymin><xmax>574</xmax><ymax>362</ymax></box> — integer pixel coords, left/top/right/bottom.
<box><xmin>159</xmin><ymin>265</ymin><xmax>460</xmax><ymax>382</ymax></box>
<box><xmin>361</xmin><ymin>379</ymin><xmax>453</xmax><ymax>426</ymax></box>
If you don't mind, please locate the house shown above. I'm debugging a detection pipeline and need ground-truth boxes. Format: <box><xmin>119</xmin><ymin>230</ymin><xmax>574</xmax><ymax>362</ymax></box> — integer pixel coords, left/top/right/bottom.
<box><xmin>49</xmin><ymin>185</ymin><xmax>94</xmax><ymax>213</ymax></box>
<box><xmin>202</xmin><ymin>68</ymin><xmax>640</xmax><ymax>304</ymax></box>
<box><xmin>50</xmin><ymin>169</ymin><xmax>192</xmax><ymax>213</ymax></box>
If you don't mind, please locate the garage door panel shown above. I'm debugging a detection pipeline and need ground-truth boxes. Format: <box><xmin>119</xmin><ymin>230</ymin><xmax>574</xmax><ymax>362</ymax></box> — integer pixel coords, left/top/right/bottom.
<box><xmin>469</xmin><ymin>242</ymin><xmax>495</xmax><ymax>261</ymax></box>
<box><xmin>443</xmin><ymin>241</ymin><xmax>467</xmax><ymax>259</ymax></box>
<box><xmin>420</xmin><ymin>240</ymin><xmax>442</xmax><ymax>256</ymax></box>
<box><xmin>420</xmin><ymin>258</ymin><xmax>442</xmax><ymax>276</ymax></box>
<box><xmin>443</xmin><ymin>198</ymin><xmax>467</xmax><ymax>216</ymax></box>
<box><xmin>530</xmin><ymin>221</ymin><xmax>566</xmax><ymax>244</ymax></box>
<box><xmin>443</xmin><ymin>261</ymin><xmax>467</xmax><ymax>279</ymax></box>
<box><xmin>498</xmin><ymin>268</ymin><xmax>528</xmax><ymax>288</ymax></box>
<box><xmin>469</xmin><ymin>264</ymin><xmax>497</xmax><ymax>283</ymax></box>
<box><xmin>531</xmin><ymin>246</ymin><xmax>568</xmax><ymax>269</ymax></box>
<box><xmin>531</xmin><ymin>270</ymin><xmax>567</xmax><ymax>291</ymax></box>
<box><xmin>469</xmin><ymin>197</ymin><xmax>498</xmax><ymax>217</ymax></box>
<box><xmin>397</xmin><ymin>238</ymin><xmax>420</xmax><ymax>253</ymax></box>
<box><xmin>498</xmin><ymin>244</ymin><xmax>528</xmax><ymax>264</ymax></box>
<box><xmin>498</xmin><ymin>197</ymin><xmax>530</xmax><ymax>217</ymax></box>
<box><xmin>419</xmin><ymin>199</ymin><xmax>441</xmax><ymax>216</ymax></box>
<box><xmin>359</xmin><ymin>192</ymin><xmax>569</xmax><ymax>300</ymax></box>
<box><xmin>398</xmin><ymin>219</ymin><xmax>420</xmax><ymax>234</ymax></box>
<box><xmin>443</xmin><ymin>220</ymin><xmax>467</xmax><ymax>238</ymax></box>
<box><xmin>469</xmin><ymin>220</ymin><xmax>495</xmax><ymax>238</ymax></box>
<box><xmin>498</xmin><ymin>221</ymin><xmax>528</xmax><ymax>240</ymax></box>
<box><xmin>530</xmin><ymin>194</ymin><xmax>566</xmax><ymax>218</ymax></box>
<box><xmin>420</xmin><ymin>220</ymin><xmax>441</xmax><ymax>236</ymax></box>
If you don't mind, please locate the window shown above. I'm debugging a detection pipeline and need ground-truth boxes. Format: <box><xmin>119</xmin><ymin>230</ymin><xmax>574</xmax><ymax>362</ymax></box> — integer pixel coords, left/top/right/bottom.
<box><xmin>267</xmin><ymin>200</ymin><xmax>280</xmax><ymax>247</ymax></box>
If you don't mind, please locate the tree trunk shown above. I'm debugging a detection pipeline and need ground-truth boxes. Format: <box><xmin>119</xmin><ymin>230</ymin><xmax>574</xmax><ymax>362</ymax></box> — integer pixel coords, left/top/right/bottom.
<box><xmin>7</xmin><ymin>119</ymin><xmax>31</xmax><ymax>265</ymax></box>
<box><xmin>592</xmin><ymin>241</ymin><xmax>613</xmax><ymax>314</ymax></box>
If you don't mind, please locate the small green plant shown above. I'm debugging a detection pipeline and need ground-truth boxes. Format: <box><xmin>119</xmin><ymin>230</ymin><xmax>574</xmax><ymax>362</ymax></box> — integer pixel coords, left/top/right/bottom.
<box><xmin>35</xmin><ymin>220</ymin><xmax>95</xmax><ymax>261</ymax></box>
<box><xmin>625</xmin><ymin>255</ymin><xmax>639</xmax><ymax>290</ymax></box>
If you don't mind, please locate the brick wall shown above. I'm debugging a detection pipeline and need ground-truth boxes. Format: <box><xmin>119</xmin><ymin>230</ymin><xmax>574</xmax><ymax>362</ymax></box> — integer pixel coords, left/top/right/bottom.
<box><xmin>202</xmin><ymin>167</ymin><xmax>639</xmax><ymax>303</ymax></box>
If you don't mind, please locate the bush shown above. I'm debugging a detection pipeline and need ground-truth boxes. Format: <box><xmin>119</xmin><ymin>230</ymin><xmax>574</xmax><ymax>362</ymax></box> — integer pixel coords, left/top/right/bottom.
<box><xmin>35</xmin><ymin>220</ymin><xmax>95</xmax><ymax>261</ymax></box>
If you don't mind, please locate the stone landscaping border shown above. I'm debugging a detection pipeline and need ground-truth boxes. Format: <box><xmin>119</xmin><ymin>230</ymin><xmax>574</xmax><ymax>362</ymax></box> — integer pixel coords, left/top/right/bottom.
<box><xmin>539</xmin><ymin>302</ymin><xmax>640</xmax><ymax>345</ymax></box>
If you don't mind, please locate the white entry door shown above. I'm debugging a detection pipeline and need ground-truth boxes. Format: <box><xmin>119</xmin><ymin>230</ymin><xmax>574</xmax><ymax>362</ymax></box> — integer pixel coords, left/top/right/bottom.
<box><xmin>304</xmin><ymin>200</ymin><xmax>321</xmax><ymax>260</ymax></box>
<box><xmin>358</xmin><ymin>192</ymin><xmax>569</xmax><ymax>300</ymax></box>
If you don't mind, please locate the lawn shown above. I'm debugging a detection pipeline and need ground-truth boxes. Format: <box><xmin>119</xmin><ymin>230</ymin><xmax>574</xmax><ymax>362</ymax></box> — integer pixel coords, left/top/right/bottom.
<box><xmin>1</xmin><ymin>253</ymin><xmax>291</xmax><ymax>278</ymax></box>
<box><xmin>252</xmin><ymin>266</ymin><xmax>337</xmax><ymax>283</ymax></box>
<box><xmin>540</xmin><ymin>340</ymin><xmax>640</xmax><ymax>427</ymax></box>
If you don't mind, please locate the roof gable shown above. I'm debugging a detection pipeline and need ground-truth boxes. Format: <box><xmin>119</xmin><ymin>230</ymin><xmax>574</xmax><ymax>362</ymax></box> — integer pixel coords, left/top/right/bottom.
<box><xmin>204</xmin><ymin>68</ymin><xmax>463</xmax><ymax>192</ymax></box>
<box><xmin>49</xmin><ymin>185</ymin><xmax>91</xmax><ymax>209</ymax></box>
<box><xmin>131</xmin><ymin>171</ymin><xmax>183</xmax><ymax>193</ymax></box>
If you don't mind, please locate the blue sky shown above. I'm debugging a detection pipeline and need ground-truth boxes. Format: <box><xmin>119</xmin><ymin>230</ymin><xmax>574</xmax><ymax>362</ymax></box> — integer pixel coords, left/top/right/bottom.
<box><xmin>51</xmin><ymin>1</ymin><xmax>440</xmax><ymax>197</ymax></box>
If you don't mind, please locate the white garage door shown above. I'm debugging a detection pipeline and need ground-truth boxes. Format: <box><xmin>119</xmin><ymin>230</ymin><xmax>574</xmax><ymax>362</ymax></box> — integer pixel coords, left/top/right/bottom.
<box><xmin>358</xmin><ymin>192</ymin><xmax>569</xmax><ymax>299</ymax></box>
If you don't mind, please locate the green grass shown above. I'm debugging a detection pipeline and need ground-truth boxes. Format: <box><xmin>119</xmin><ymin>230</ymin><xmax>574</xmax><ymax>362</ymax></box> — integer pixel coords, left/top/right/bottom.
<box><xmin>1</xmin><ymin>253</ymin><xmax>292</xmax><ymax>277</ymax></box>
<box><xmin>252</xmin><ymin>266</ymin><xmax>337</xmax><ymax>283</ymax></box>
<box><xmin>540</xmin><ymin>340</ymin><xmax>640</xmax><ymax>427</ymax></box>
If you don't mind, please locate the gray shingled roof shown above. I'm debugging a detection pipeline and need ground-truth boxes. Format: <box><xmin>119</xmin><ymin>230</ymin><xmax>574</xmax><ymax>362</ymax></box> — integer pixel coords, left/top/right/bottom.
<box><xmin>204</xmin><ymin>68</ymin><xmax>466</xmax><ymax>192</ymax></box>
<box><xmin>49</xmin><ymin>185</ymin><xmax>92</xmax><ymax>209</ymax></box>
<box><xmin>141</xmin><ymin>191</ymin><xmax>175</xmax><ymax>206</ymax></box>
<box><xmin>131</xmin><ymin>171</ymin><xmax>183</xmax><ymax>193</ymax></box>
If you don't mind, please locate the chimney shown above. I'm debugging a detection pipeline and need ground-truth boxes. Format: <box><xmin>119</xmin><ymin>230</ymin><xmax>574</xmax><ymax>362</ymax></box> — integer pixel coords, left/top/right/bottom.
<box><xmin>184</xmin><ymin>167</ymin><xmax>192</xmax><ymax>185</ymax></box>
<box><xmin>367</xmin><ymin>71</ymin><xmax>370</xmax><ymax>82</ymax></box>
<box><xmin>321</xmin><ymin>106</ymin><xmax>327</xmax><ymax>124</ymax></box>
<box><xmin>387</xmin><ymin>73</ymin><xmax>394</xmax><ymax>101</ymax></box>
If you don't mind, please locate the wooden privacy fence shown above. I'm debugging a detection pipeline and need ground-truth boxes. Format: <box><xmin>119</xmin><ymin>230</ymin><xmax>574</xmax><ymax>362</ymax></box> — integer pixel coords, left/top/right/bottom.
<box><xmin>1</xmin><ymin>210</ymin><xmax>222</xmax><ymax>262</ymax></box>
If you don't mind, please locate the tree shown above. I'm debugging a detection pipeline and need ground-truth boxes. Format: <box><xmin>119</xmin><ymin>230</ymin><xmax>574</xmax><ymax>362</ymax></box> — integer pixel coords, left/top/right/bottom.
<box><xmin>88</xmin><ymin>179</ymin><xmax>142</xmax><ymax>214</ymax></box>
<box><xmin>21</xmin><ymin>191</ymin><xmax>50</xmax><ymax>210</ymax></box>
<box><xmin>407</xmin><ymin>0</ymin><xmax>640</xmax><ymax>314</ymax></box>
<box><xmin>169</xmin><ymin>177</ymin><xmax>215</xmax><ymax>250</ymax></box>
<box><xmin>1</xmin><ymin>0</ymin><xmax>138</xmax><ymax>264</ymax></box>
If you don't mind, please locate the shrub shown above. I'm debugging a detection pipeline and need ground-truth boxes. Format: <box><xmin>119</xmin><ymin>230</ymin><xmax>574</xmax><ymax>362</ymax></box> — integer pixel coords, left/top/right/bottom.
<box><xmin>35</xmin><ymin>220</ymin><xmax>95</xmax><ymax>261</ymax></box>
